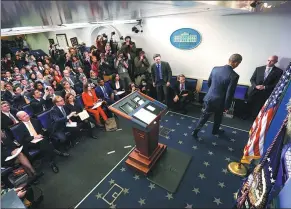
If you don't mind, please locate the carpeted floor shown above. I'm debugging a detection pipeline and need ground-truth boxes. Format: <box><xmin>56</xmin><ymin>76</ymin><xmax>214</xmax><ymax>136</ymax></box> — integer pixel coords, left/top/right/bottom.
<box><xmin>36</xmin><ymin>106</ymin><xmax>253</xmax><ymax>208</ymax></box>
<box><xmin>75</xmin><ymin>111</ymin><xmax>250</xmax><ymax>208</ymax></box>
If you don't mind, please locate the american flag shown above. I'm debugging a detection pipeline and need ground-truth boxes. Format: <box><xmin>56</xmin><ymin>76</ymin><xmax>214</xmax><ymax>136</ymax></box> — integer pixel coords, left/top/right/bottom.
<box><xmin>241</xmin><ymin>67</ymin><xmax>291</xmax><ymax>164</ymax></box>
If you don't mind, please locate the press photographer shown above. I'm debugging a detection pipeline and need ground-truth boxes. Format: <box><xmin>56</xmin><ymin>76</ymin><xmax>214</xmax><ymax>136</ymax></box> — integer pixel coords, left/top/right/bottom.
<box><xmin>134</xmin><ymin>51</ymin><xmax>150</xmax><ymax>86</ymax></box>
<box><xmin>121</xmin><ymin>36</ymin><xmax>137</xmax><ymax>81</ymax></box>
<box><xmin>114</xmin><ymin>52</ymin><xmax>132</xmax><ymax>90</ymax></box>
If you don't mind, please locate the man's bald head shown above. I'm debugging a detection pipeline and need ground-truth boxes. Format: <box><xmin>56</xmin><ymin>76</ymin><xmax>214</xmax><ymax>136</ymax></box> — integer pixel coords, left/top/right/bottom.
<box><xmin>16</xmin><ymin>111</ymin><xmax>30</xmax><ymax>122</ymax></box>
<box><xmin>267</xmin><ymin>55</ymin><xmax>278</xmax><ymax>67</ymax></box>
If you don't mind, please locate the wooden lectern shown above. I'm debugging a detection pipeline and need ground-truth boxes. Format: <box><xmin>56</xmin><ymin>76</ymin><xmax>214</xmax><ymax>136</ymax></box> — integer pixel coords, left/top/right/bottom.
<box><xmin>108</xmin><ymin>91</ymin><xmax>167</xmax><ymax>175</ymax></box>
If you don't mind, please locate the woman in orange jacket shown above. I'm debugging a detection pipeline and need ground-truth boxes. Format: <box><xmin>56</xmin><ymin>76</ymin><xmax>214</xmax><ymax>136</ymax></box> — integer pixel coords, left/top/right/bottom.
<box><xmin>81</xmin><ymin>83</ymin><xmax>108</xmax><ymax>127</ymax></box>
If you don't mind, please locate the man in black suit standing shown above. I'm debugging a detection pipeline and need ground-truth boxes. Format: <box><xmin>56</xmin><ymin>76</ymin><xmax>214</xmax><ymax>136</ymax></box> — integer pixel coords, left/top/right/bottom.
<box><xmin>16</xmin><ymin>111</ymin><xmax>59</xmax><ymax>173</ymax></box>
<box><xmin>172</xmin><ymin>74</ymin><xmax>192</xmax><ymax>114</ymax></box>
<box><xmin>151</xmin><ymin>54</ymin><xmax>172</xmax><ymax>105</ymax></box>
<box><xmin>192</xmin><ymin>54</ymin><xmax>242</xmax><ymax>138</ymax></box>
<box><xmin>246</xmin><ymin>55</ymin><xmax>283</xmax><ymax>119</ymax></box>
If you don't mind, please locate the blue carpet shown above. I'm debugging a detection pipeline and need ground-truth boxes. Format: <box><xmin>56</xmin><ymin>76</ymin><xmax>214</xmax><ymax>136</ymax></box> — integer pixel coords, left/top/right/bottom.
<box><xmin>76</xmin><ymin>111</ymin><xmax>249</xmax><ymax>208</ymax></box>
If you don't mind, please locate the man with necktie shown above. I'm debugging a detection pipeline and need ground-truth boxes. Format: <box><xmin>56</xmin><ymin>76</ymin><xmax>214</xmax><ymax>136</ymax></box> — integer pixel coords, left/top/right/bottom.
<box><xmin>1</xmin><ymin>101</ymin><xmax>19</xmax><ymax>138</ymax></box>
<box><xmin>192</xmin><ymin>54</ymin><xmax>242</xmax><ymax>139</ymax></box>
<box><xmin>16</xmin><ymin>111</ymin><xmax>59</xmax><ymax>173</ymax></box>
<box><xmin>151</xmin><ymin>54</ymin><xmax>172</xmax><ymax>105</ymax></box>
<box><xmin>173</xmin><ymin>74</ymin><xmax>192</xmax><ymax>114</ymax></box>
<box><xmin>245</xmin><ymin>55</ymin><xmax>283</xmax><ymax>119</ymax></box>
<box><xmin>95</xmin><ymin>78</ymin><xmax>116</xmax><ymax>105</ymax></box>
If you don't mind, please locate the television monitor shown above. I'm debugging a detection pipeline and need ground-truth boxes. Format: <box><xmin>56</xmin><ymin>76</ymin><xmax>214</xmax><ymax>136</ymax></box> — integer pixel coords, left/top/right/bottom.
<box><xmin>120</xmin><ymin>102</ymin><xmax>135</xmax><ymax>114</ymax></box>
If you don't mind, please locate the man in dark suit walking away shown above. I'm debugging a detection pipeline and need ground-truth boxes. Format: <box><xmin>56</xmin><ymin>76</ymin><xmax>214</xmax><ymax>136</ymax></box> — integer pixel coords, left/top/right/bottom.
<box><xmin>151</xmin><ymin>54</ymin><xmax>172</xmax><ymax>105</ymax></box>
<box><xmin>192</xmin><ymin>54</ymin><xmax>242</xmax><ymax>138</ymax></box>
<box><xmin>245</xmin><ymin>55</ymin><xmax>283</xmax><ymax>119</ymax></box>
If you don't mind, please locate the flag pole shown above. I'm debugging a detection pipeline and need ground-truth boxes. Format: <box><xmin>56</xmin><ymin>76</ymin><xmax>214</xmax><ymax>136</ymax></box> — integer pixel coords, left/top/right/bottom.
<box><xmin>228</xmin><ymin>161</ymin><xmax>247</xmax><ymax>177</ymax></box>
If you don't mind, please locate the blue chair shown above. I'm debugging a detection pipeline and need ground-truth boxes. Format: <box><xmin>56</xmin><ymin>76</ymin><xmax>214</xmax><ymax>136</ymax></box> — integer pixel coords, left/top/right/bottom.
<box><xmin>76</xmin><ymin>95</ymin><xmax>84</xmax><ymax>109</ymax></box>
<box><xmin>22</xmin><ymin>104</ymin><xmax>33</xmax><ymax>117</ymax></box>
<box><xmin>170</xmin><ymin>76</ymin><xmax>177</xmax><ymax>88</ymax></box>
<box><xmin>10</xmin><ymin>124</ymin><xmax>41</xmax><ymax>158</ymax></box>
<box><xmin>37</xmin><ymin>110</ymin><xmax>52</xmax><ymax>130</ymax></box>
<box><xmin>200</xmin><ymin>80</ymin><xmax>209</xmax><ymax>93</ymax></box>
<box><xmin>186</xmin><ymin>78</ymin><xmax>198</xmax><ymax>92</ymax></box>
<box><xmin>234</xmin><ymin>85</ymin><xmax>249</xmax><ymax>100</ymax></box>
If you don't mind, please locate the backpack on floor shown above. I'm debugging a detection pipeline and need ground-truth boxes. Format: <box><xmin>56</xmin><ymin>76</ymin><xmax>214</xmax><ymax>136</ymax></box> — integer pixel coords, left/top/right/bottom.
<box><xmin>105</xmin><ymin>117</ymin><xmax>117</xmax><ymax>132</ymax></box>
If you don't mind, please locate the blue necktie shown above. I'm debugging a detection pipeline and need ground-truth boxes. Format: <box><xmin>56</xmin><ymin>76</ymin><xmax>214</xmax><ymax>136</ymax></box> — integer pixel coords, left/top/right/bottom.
<box><xmin>157</xmin><ymin>64</ymin><xmax>162</xmax><ymax>80</ymax></box>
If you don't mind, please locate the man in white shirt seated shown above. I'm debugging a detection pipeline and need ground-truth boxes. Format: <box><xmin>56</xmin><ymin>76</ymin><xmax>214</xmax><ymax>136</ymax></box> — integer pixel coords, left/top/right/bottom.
<box><xmin>16</xmin><ymin>111</ymin><xmax>59</xmax><ymax>173</ymax></box>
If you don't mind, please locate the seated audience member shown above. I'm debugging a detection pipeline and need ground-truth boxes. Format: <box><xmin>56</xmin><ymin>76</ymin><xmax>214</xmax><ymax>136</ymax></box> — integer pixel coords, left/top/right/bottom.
<box><xmin>173</xmin><ymin>74</ymin><xmax>192</xmax><ymax>114</ymax></box>
<box><xmin>20</xmin><ymin>67</ymin><xmax>29</xmax><ymax>80</ymax></box>
<box><xmin>1</xmin><ymin>101</ymin><xmax>19</xmax><ymax>137</ymax></box>
<box><xmin>72</xmin><ymin>56</ymin><xmax>83</xmax><ymax>72</ymax></box>
<box><xmin>4</xmin><ymin>71</ymin><xmax>14</xmax><ymax>82</ymax></box>
<box><xmin>82</xmin><ymin>83</ymin><xmax>108</xmax><ymax>127</ymax></box>
<box><xmin>110</xmin><ymin>74</ymin><xmax>125</xmax><ymax>93</ymax></box>
<box><xmin>34</xmin><ymin>81</ymin><xmax>45</xmax><ymax>93</ymax></box>
<box><xmin>13</xmin><ymin>86</ymin><xmax>30</xmax><ymax>110</ymax></box>
<box><xmin>35</xmin><ymin>72</ymin><xmax>49</xmax><ymax>87</ymax></box>
<box><xmin>139</xmin><ymin>79</ymin><xmax>151</xmax><ymax>96</ymax></box>
<box><xmin>53</xmin><ymin>70</ymin><xmax>62</xmax><ymax>84</ymax></box>
<box><xmin>134</xmin><ymin>51</ymin><xmax>150</xmax><ymax>86</ymax></box>
<box><xmin>29</xmin><ymin>73</ymin><xmax>37</xmax><ymax>82</ymax></box>
<box><xmin>61</xmin><ymin>81</ymin><xmax>77</xmax><ymax>98</ymax></box>
<box><xmin>61</xmin><ymin>69</ymin><xmax>78</xmax><ymax>89</ymax></box>
<box><xmin>50</xmin><ymin>96</ymin><xmax>80</xmax><ymax>149</ymax></box>
<box><xmin>114</xmin><ymin>52</ymin><xmax>131</xmax><ymax>90</ymax></box>
<box><xmin>65</xmin><ymin>94</ymin><xmax>96</xmax><ymax>138</ymax></box>
<box><xmin>88</xmin><ymin>70</ymin><xmax>99</xmax><ymax>87</ymax></box>
<box><xmin>91</xmin><ymin>56</ymin><xmax>99</xmax><ymax>77</ymax></box>
<box><xmin>3</xmin><ymin>82</ymin><xmax>15</xmax><ymax>104</ymax></box>
<box><xmin>16</xmin><ymin>111</ymin><xmax>59</xmax><ymax>173</ymax></box>
<box><xmin>129</xmin><ymin>82</ymin><xmax>140</xmax><ymax>93</ymax></box>
<box><xmin>1</xmin><ymin>130</ymin><xmax>40</xmax><ymax>177</ymax></box>
<box><xmin>30</xmin><ymin>89</ymin><xmax>53</xmax><ymax>116</ymax></box>
<box><xmin>77</xmin><ymin>67</ymin><xmax>87</xmax><ymax>82</ymax></box>
<box><xmin>95</xmin><ymin>78</ymin><xmax>116</xmax><ymax>105</ymax></box>
<box><xmin>51</xmin><ymin>79</ymin><xmax>63</xmax><ymax>92</ymax></box>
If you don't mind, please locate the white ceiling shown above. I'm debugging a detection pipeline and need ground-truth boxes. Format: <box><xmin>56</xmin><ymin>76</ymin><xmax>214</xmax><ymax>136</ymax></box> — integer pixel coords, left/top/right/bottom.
<box><xmin>1</xmin><ymin>1</ymin><xmax>290</xmax><ymax>36</ymax></box>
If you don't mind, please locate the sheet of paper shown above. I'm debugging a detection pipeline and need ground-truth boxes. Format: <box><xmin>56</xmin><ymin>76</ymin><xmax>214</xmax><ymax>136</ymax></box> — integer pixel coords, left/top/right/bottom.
<box><xmin>78</xmin><ymin>110</ymin><xmax>90</xmax><ymax>121</ymax></box>
<box><xmin>92</xmin><ymin>102</ymin><xmax>103</xmax><ymax>109</ymax></box>
<box><xmin>5</xmin><ymin>146</ymin><xmax>23</xmax><ymax>161</ymax></box>
<box><xmin>138</xmin><ymin>100</ymin><xmax>144</xmax><ymax>105</ymax></box>
<box><xmin>31</xmin><ymin>138</ymin><xmax>43</xmax><ymax>144</ymax></box>
<box><xmin>133</xmin><ymin>108</ymin><xmax>156</xmax><ymax>125</ymax></box>
<box><xmin>66</xmin><ymin>122</ymin><xmax>77</xmax><ymax>127</ymax></box>
<box><xmin>134</xmin><ymin>97</ymin><xmax>141</xmax><ymax>102</ymax></box>
<box><xmin>115</xmin><ymin>91</ymin><xmax>125</xmax><ymax>95</ymax></box>
<box><xmin>146</xmin><ymin>105</ymin><xmax>155</xmax><ymax>112</ymax></box>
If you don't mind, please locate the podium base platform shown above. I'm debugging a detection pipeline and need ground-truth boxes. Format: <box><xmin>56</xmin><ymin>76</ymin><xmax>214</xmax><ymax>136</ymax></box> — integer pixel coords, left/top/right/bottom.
<box><xmin>126</xmin><ymin>143</ymin><xmax>167</xmax><ymax>175</ymax></box>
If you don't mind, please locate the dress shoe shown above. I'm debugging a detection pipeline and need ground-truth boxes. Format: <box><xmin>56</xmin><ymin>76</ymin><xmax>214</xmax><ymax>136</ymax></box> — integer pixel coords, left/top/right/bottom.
<box><xmin>191</xmin><ymin>130</ymin><xmax>199</xmax><ymax>139</ymax></box>
<box><xmin>212</xmin><ymin>129</ymin><xmax>225</xmax><ymax>135</ymax></box>
<box><xmin>49</xmin><ymin>162</ymin><xmax>59</xmax><ymax>173</ymax></box>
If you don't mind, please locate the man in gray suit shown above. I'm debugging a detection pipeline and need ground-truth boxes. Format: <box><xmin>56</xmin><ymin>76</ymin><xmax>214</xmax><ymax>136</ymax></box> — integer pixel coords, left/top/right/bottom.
<box><xmin>192</xmin><ymin>54</ymin><xmax>242</xmax><ymax>138</ymax></box>
<box><xmin>151</xmin><ymin>54</ymin><xmax>172</xmax><ymax>105</ymax></box>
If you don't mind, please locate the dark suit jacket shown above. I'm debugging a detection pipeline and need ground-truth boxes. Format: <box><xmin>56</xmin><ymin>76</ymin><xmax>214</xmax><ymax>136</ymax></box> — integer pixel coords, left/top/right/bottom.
<box><xmin>50</xmin><ymin>105</ymin><xmax>70</xmax><ymax>132</ymax></box>
<box><xmin>110</xmin><ymin>81</ymin><xmax>124</xmax><ymax>92</ymax></box>
<box><xmin>1</xmin><ymin>109</ymin><xmax>19</xmax><ymax>132</ymax></box>
<box><xmin>2</xmin><ymin>90</ymin><xmax>14</xmax><ymax>104</ymax></box>
<box><xmin>249</xmin><ymin>65</ymin><xmax>283</xmax><ymax>97</ymax></box>
<box><xmin>30</xmin><ymin>98</ymin><xmax>53</xmax><ymax>115</ymax></box>
<box><xmin>204</xmin><ymin>65</ymin><xmax>239</xmax><ymax>110</ymax></box>
<box><xmin>95</xmin><ymin>85</ymin><xmax>113</xmax><ymax>100</ymax></box>
<box><xmin>61</xmin><ymin>76</ymin><xmax>78</xmax><ymax>86</ymax></box>
<box><xmin>151</xmin><ymin>61</ymin><xmax>172</xmax><ymax>84</ymax></box>
<box><xmin>173</xmin><ymin>81</ymin><xmax>192</xmax><ymax>97</ymax></box>
<box><xmin>17</xmin><ymin>119</ymin><xmax>45</xmax><ymax>145</ymax></box>
<box><xmin>65</xmin><ymin>103</ymin><xmax>83</xmax><ymax>114</ymax></box>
